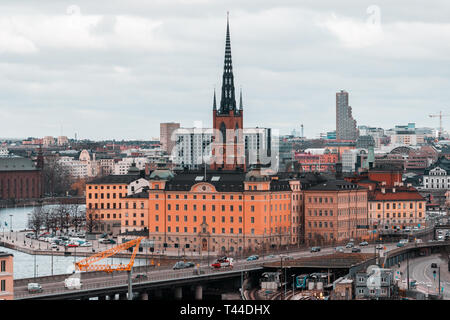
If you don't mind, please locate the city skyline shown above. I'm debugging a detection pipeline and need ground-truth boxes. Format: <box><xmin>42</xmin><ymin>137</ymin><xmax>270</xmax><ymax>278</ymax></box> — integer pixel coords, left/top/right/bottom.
<box><xmin>0</xmin><ymin>1</ymin><xmax>449</xmax><ymax>140</ymax></box>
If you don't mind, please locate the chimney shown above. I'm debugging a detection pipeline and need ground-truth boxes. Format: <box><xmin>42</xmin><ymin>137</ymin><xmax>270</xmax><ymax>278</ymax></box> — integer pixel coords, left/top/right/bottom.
<box><xmin>392</xmin><ymin>188</ymin><xmax>396</xmax><ymax>193</ymax></box>
<box><xmin>381</xmin><ymin>188</ymin><xmax>385</xmax><ymax>194</ymax></box>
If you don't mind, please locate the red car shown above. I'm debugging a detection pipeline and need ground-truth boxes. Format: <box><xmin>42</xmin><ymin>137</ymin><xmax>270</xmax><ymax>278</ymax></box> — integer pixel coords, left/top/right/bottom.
<box><xmin>67</xmin><ymin>243</ymin><xmax>79</xmax><ymax>247</ymax></box>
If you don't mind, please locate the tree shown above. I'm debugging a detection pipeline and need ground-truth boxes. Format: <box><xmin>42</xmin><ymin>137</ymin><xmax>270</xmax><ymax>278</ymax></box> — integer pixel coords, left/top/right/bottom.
<box><xmin>28</xmin><ymin>207</ymin><xmax>45</xmax><ymax>238</ymax></box>
<box><xmin>42</xmin><ymin>156</ymin><xmax>74</xmax><ymax>196</ymax></box>
<box><xmin>85</xmin><ymin>208</ymin><xmax>101</xmax><ymax>233</ymax></box>
<box><xmin>54</xmin><ymin>204</ymin><xmax>71</xmax><ymax>234</ymax></box>
<box><xmin>68</xmin><ymin>204</ymin><xmax>85</xmax><ymax>232</ymax></box>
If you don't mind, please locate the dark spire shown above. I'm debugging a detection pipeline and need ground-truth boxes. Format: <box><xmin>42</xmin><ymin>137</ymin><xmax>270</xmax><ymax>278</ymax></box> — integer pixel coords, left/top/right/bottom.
<box><xmin>219</xmin><ymin>12</ymin><xmax>237</xmax><ymax>115</ymax></box>
<box><xmin>213</xmin><ymin>88</ymin><xmax>217</xmax><ymax>110</ymax></box>
<box><xmin>239</xmin><ymin>87</ymin><xmax>243</xmax><ymax>110</ymax></box>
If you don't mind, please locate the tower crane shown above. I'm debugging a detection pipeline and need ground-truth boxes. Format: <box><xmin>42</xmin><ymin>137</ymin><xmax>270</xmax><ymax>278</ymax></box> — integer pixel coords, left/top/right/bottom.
<box><xmin>75</xmin><ymin>236</ymin><xmax>145</xmax><ymax>300</ymax></box>
<box><xmin>429</xmin><ymin>111</ymin><xmax>450</xmax><ymax>139</ymax></box>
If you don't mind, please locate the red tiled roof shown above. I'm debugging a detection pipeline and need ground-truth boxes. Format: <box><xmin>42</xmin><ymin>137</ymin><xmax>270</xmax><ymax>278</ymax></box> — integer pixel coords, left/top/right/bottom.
<box><xmin>370</xmin><ymin>187</ymin><xmax>425</xmax><ymax>201</ymax></box>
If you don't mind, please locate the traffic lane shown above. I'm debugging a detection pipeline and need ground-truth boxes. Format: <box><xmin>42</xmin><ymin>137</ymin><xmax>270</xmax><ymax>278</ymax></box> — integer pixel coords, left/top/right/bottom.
<box><xmin>399</xmin><ymin>254</ymin><xmax>450</xmax><ymax>298</ymax></box>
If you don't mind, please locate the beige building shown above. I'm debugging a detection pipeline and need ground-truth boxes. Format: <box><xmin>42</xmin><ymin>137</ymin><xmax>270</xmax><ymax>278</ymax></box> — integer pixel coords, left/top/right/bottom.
<box><xmin>0</xmin><ymin>252</ymin><xmax>13</xmax><ymax>300</ymax></box>
<box><xmin>160</xmin><ymin>122</ymin><xmax>180</xmax><ymax>155</ymax></box>
<box><xmin>368</xmin><ymin>186</ymin><xmax>426</xmax><ymax>230</ymax></box>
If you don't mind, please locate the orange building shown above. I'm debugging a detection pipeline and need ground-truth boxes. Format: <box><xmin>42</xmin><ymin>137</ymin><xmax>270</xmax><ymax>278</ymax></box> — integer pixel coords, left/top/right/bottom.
<box><xmin>304</xmin><ymin>180</ymin><xmax>369</xmax><ymax>245</ymax></box>
<box><xmin>0</xmin><ymin>252</ymin><xmax>13</xmax><ymax>300</ymax></box>
<box><xmin>85</xmin><ymin>167</ymin><xmax>145</xmax><ymax>234</ymax></box>
<box><xmin>145</xmin><ymin>167</ymin><xmax>296</xmax><ymax>256</ymax></box>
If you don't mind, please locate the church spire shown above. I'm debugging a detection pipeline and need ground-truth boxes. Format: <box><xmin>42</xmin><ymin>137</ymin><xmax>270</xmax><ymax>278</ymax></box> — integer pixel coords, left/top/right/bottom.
<box><xmin>219</xmin><ymin>12</ymin><xmax>237</xmax><ymax>114</ymax></box>
<box><xmin>213</xmin><ymin>88</ymin><xmax>217</xmax><ymax>110</ymax></box>
<box><xmin>239</xmin><ymin>87</ymin><xmax>243</xmax><ymax>110</ymax></box>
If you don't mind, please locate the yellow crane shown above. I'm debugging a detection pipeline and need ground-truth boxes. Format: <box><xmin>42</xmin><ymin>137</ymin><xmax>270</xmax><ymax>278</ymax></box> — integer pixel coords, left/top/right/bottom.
<box><xmin>429</xmin><ymin>111</ymin><xmax>450</xmax><ymax>139</ymax></box>
<box><xmin>75</xmin><ymin>237</ymin><xmax>145</xmax><ymax>300</ymax></box>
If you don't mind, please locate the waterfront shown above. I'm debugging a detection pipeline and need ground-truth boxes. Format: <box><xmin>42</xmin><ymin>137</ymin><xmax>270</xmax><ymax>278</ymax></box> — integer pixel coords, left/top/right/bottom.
<box><xmin>0</xmin><ymin>204</ymin><xmax>86</xmax><ymax>232</ymax></box>
<box><xmin>0</xmin><ymin>245</ymin><xmax>147</xmax><ymax>280</ymax></box>
<box><xmin>0</xmin><ymin>205</ymin><xmax>153</xmax><ymax>280</ymax></box>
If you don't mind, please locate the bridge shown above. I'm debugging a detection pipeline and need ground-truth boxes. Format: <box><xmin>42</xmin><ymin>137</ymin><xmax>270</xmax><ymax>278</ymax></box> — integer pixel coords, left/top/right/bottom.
<box><xmin>381</xmin><ymin>241</ymin><xmax>450</xmax><ymax>268</ymax></box>
<box><xmin>14</xmin><ymin>261</ymin><xmax>265</xmax><ymax>300</ymax></box>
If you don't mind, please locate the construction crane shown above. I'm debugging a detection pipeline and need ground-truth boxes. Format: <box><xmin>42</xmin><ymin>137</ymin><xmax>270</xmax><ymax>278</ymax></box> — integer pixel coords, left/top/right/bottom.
<box><xmin>75</xmin><ymin>236</ymin><xmax>145</xmax><ymax>300</ymax></box>
<box><xmin>429</xmin><ymin>111</ymin><xmax>450</xmax><ymax>139</ymax></box>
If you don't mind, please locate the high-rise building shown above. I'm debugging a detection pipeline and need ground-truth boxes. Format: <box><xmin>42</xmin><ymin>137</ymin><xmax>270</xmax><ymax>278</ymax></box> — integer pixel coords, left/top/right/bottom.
<box><xmin>336</xmin><ymin>90</ymin><xmax>358</xmax><ymax>141</ymax></box>
<box><xmin>160</xmin><ymin>122</ymin><xmax>180</xmax><ymax>154</ymax></box>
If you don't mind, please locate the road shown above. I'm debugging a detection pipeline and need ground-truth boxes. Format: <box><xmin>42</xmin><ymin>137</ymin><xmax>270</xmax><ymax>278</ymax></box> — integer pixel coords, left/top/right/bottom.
<box><xmin>394</xmin><ymin>254</ymin><xmax>450</xmax><ymax>298</ymax></box>
<box><xmin>14</xmin><ymin>242</ymin><xmax>391</xmax><ymax>299</ymax></box>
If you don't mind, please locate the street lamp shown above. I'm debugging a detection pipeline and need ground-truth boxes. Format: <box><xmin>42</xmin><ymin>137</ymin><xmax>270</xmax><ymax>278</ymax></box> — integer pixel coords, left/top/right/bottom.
<box><xmin>9</xmin><ymin>214</ymin><xmax>12</xmax><ymax>239</ymax></box>
<box><xmin>292</xmin><ymin>274</ymin><xmax>295</xmax><ymax>298</ymax></box>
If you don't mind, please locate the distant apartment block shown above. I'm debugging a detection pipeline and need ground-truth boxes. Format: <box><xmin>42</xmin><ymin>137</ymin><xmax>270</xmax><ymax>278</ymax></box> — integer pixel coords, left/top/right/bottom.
<box><xmin>160</xmin><ymin>122</ymin><xmax>180</xmax><ymax>154</ymax></box>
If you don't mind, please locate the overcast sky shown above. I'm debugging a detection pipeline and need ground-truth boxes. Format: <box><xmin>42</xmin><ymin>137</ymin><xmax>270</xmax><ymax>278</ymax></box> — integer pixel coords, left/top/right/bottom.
<box><xmin>0</xmin><ymin>0</ymin><xmax>449</xmax><ymax>141</ymax></box>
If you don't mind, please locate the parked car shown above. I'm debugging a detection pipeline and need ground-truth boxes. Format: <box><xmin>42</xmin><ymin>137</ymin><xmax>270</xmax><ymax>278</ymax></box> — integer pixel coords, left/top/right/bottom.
<box><xmin>335</xmin><ymin>246</ymin><xmax>345</xmax><ymax>253</ymax></box>
<box><xmin>27</xmin><ymin>283</ymin><xmax>42</xmax><ymax>293</ymax></box>
<box><xmin>80</xmin><ymin>242</ymin><xmax>92</xmax><ymax>247</ymax></box>
<box><xmin>431</xmin><ymin>263</ymin><xmax>438</xmax><ymax>268</ymax></box>
<box><xmin>352</xmin><ymin>247</ymin><xmax>361</xmax><ymax>253</ymax></box>
<box><xmin>345</xmin><ymin>242</ymin><xmax>354</xmax><ymax>248</ymax></box>
<box><xmin>376</xmin><ymin>244</ymin><xmax>384</xmax><ymax>250</ymax></box>
<box><xmin>396</xmin><ymin>242</ymin><xmax>405</xmax><ymax>247</ymax></box>
<box><xmin>51</xmin><ymin>243</ymin><xmax>58</xmax><ymax>249</ymax></box>
<box><xmin>246</xmin><ymin>255</ymin><xmax>259</xmax><ymax>261</ymax></box>
<box><xmin>310</xmin><ymin>247</ymin><xmax>321</xmax><ymax>252</ymax></box>
<box><xmin>359</xmin><ymin>241</ymin><xmax>369</xmax><ymax>246</ymax></box>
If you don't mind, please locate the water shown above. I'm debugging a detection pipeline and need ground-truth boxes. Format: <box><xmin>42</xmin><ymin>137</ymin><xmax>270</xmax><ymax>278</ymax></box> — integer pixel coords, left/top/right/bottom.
<box><xmin>0</xmin><ymin>204</ymin><xmax>86</xmax><ymax>231</ymax></box>
<box><xmin>0</xmin><ymin>246</ymin><xmax>147</xmax><ymax>279</ymax></box>
<box><xmin>0</xmin><ymin>205</ymin><xmax>148</xmax><ymax>279</ymax></box>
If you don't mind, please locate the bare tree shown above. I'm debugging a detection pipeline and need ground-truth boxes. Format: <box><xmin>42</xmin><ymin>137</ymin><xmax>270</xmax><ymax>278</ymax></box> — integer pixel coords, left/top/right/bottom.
<box><xmin>85</xmin><ymin>208</ymin><xmax>101</xmax><ymax>234</ymax></box>
<box><xmin>54</xmin><ymin>204</ymin><xmax>71</xmax><ymax>234</ymax></box>
<box><xmin>68</xmin><ymin>204</ymin><xmax>85</xmax><ymax>232</ymax></box>
<box><xmin>42</xmin><ymin>156</ymin><xmax>74</xmax><ymax>197</ymax></box>
<box><xmin>28</xmin><ymin>207</ymin><xmax>45</xmax><ymax>238</ymax></box>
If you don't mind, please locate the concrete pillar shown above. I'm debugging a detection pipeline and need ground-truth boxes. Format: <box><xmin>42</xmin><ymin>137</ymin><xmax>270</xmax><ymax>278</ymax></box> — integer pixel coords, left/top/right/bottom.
<box><xmin>154</xmin><ymin>289</ymin><xmax>163</xmax><ymax>300</ymax></box>
<box><xmin>195</xmin><ymin>285</ymin><xmax>203</xmax><ymax>300</ymax></box>
<box><xmin>140</xmin><ymin>292</ymin><xmax>149</xmax><ymax>300</ymax></box>
<box><xmin>119</xmin><ymin>293</ymin><xmax>128</xmax><ymax>300</ymax></box>
<box><xmin>174</xmin><ymin>287</ymin><xmax>182</xmax><ymax>300</ymax></box>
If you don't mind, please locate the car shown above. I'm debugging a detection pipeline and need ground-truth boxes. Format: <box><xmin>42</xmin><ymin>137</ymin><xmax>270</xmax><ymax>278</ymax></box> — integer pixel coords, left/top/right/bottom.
<box><xmin>431</xmin><ymin>263</ymin><xmax>438</xmax><ymax>268</ymax></box>
<box><xmin>359</xmin><ymin>241</ymin><xmax>369</xmax><ymax>246</ymax></box>
<box><xmin>267</xmin><ymin>255</ymin><xmax>277</xmax><ymax>259</ymax></box>
<box><xmin>345</xmin><ymin>242</ymin><xmax>354</xmax><ymax>248</ymax></box>
<box><xmin>310</xmin><ymin>247</ymin><xmax>321</xmax><ymax>252</ymax></box>
<box><xmin>79</xmin><ymin>242</ymin><xmax>92</xmax><ymax>247</ymax></box>
<box><xmin>352</xmin><ymin>247</ymin><xmax>361</xmax><ymax>253</ymax></box>
<box><xmin>415</xmin><ymin>239</ymin><xmax>423</xmax><ymax>244</ymax></box>
<box><xmin>51</xmin><ymin>243</ymin><xmax>58</xmax><ymax>248</ymax></box>
<box><xmin>396</xmin><ymin>242</ymin><xmax>405</xmax><ymax>247</ymax></box>
<box><xmin>27</xmin><ymin>283</ymin><xmax>43</xmax><ymax>293</ymax></box>
<box><xmin>173</xmin><ymin>261</ymin><xmax>194</xmax><ymax>270</ymax></box>
<box><xmin>376</xmin><ymin>244</ymin><xmax>384</xmax><ymax>250</ymax></box>
<box><xmin>133</xmin><ymin>273</ymin><xmax>148</xmax><ymax>281</ymax></box>
<box><xmin>67</xmin><ymin>243</ymin><xmax>79</xmax><ymax>247</ymax></box>
<box><xmin>246</xmin><ymin>255</ymin><xmax>259</xmax><ymax>261</ymax></box>
<box><xmin>335</xmin><ymin>246</ymin><xmax>345</xmax><ymax>252</ymax></box>
<box><xmin>284</xmin><ymin>255</ymin><xmax>294</xmax><ymax>260</ymax></box>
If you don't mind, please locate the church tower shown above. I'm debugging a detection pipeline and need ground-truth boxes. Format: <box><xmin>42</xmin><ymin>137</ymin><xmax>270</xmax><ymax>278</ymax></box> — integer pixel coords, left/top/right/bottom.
<box><xmin>211</xmin><ymin>13</ymin><xmax>245</xmax><ymax>171</ymax></box>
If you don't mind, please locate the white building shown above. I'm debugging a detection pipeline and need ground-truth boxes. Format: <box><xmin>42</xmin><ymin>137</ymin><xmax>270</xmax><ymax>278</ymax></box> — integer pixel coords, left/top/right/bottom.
<box><xmin>113</xmin><ymin>157</ymin><xmax>148</xmax><ymax>175</ymax></box>
<box><xmin>172</xmin><ymin>127</ymin><xmax>273</xmax><ymax>169</ymax></box>
<box><xmin>422</xmin><ymin>157</ymin><xmax>450</xmax><ymax>190</ymax></box>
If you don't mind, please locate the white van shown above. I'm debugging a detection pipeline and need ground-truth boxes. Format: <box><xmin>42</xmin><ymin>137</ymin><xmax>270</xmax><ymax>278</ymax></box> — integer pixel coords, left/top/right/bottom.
<box><xmin>27</xmin><ymin>283</ymin><xmax>43</xmax><ymax>293</ymax></box>
<box><xmin>64</xmin><ymin>277</ymin><xmax>82</xmax><ymax>289</ymax></box>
